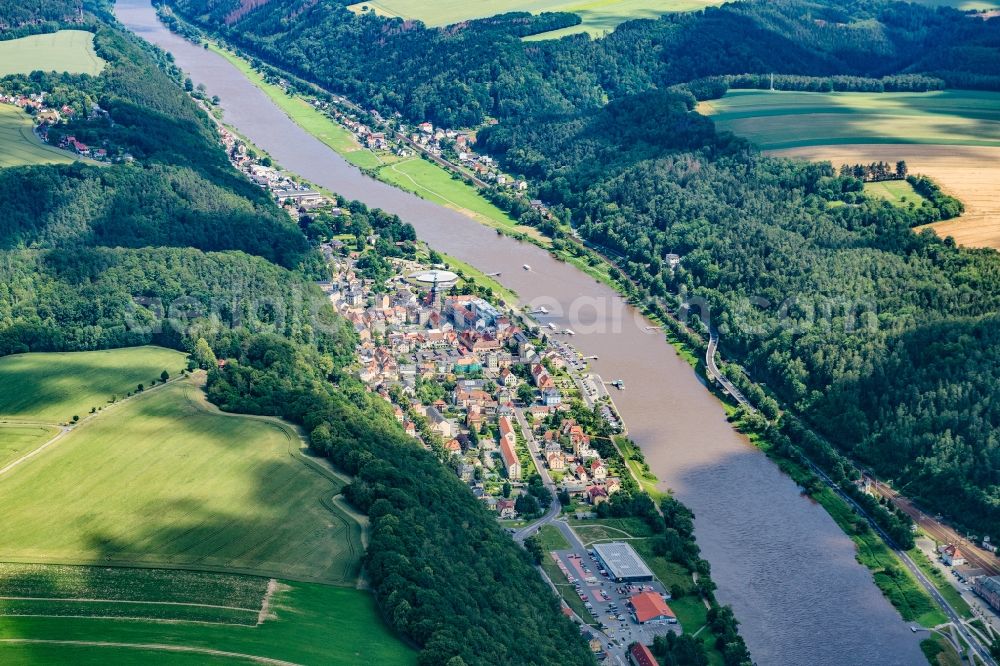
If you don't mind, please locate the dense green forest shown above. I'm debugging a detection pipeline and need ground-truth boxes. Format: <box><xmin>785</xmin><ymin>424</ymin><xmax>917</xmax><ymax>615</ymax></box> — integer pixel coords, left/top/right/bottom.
<box><xmin>168</xmin><ymin>0</ymin><xmax>1000</xmax><ymax>127</ymax></box>
<box><xmin>0</xmin><ymin>4</ymin><xmax>602</xmax><ymax>664</ymax></box>
<box><xmin>167</xmin><ymin>0</ymin><xmax>1000</xmax><ymax>537</ymax></box>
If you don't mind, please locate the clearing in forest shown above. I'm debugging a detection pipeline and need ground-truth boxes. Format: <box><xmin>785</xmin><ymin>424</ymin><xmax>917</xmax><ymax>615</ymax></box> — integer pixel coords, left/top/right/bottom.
<box><xmin>346</xmin><ymin>0</ymin><xmax>721</xmax><ymax>39</ymax></box>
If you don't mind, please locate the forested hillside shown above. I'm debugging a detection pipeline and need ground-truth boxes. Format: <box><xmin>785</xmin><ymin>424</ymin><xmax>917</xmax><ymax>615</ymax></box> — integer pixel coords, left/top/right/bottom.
<box><xmin>168</xmin><ymin>0</ymin><xmax>1000</xmax><ymax>537</ymax></box>
<box><xmin>169</xmin><ymin>0</ymin><xmax>1000</xmax><ymax>127</ymax></box>
<box><xmin>0</xmin><ymin>4</ymin><xmax>598</xmax><ymax>664</ymax></box>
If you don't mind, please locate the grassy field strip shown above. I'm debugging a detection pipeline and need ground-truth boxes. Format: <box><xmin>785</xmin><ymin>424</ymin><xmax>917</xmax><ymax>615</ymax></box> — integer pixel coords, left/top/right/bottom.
<box><xmin>0</xmin><ymin>104</ymin><xmax>83</xmax><ymax>168</ymax></box>
<box><xmin>0</xmin><ymin>639</ymin><xmax>300</xmax><ymax>665</ymax></box>
<box><xmin>0</xmin><ymin>30</ymin><xmax>105</xmax><ymax>77</ymax></box>
<box><xmin>863</xmin><ymin>180</ymin><xmax>927</xmax><ymax>206</ymax></box>
<box><xmin>206</xmin><ymin>44</ymin><xmax>382</xmax><ymax>170</ymax></box>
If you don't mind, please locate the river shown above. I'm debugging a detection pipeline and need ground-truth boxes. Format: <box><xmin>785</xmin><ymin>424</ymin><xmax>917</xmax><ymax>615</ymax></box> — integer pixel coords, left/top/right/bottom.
<box><xmin>114</xmin><ymin>1</ymin><xmax>926</xmax><ymax>662</ymax></box>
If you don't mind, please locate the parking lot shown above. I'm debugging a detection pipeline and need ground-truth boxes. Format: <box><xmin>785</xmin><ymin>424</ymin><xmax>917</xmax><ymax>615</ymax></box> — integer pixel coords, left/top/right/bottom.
<box><xmin>551</xmin><ymin>544</ymin><xmax>678</xmax><ymax>649</ymax></box>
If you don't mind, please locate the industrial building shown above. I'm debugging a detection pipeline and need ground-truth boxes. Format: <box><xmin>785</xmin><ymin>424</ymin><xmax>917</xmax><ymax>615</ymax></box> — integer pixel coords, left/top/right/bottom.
<box><xmin>592</xmin><ymin>542</ymin><xmax>654</xmax><ymax>582</ymax></box>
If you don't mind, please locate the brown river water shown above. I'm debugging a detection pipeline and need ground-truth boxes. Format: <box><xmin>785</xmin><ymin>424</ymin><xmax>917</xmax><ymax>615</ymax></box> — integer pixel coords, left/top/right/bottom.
<box><xmin>113</xmin><ymin>1</ymin><xmax>926</xmax><ymax>661</ymax></box>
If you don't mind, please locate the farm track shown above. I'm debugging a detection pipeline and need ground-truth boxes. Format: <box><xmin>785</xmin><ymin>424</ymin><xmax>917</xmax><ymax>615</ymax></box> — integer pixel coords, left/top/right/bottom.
<box><xmin>0</xmin><ymin>638</ymin><xmax>302</xmax><ymax>665</ymax></box>
<box><xmin>1</xmin><ymin>374</ymin><xmax>365</xmax><ymax>587</ymax></box>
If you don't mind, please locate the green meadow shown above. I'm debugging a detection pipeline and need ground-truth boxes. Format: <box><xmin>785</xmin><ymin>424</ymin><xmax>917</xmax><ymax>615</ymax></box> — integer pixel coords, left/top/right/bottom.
<box><xmin>347</xmin><ymin>0</ymin><xmax>720</xmax><ymax>39</ymax></box>
<box><xmin>0</xmin><ymin>347</ymin><xmax>186</xmax><ymax>422</ymax></box>
<box><xmin>699</xmin><ymin>89</ymin><xmax>1000</xmax><ymax>150</ymax></box>
<box><xmin>377</xmin><ymin>157</ymin><xmax>543</xmax><ymax>242</ymax></box>
<box><xmin>0</xmin><ymin>104</ymin><xmax>82</xmax><ymax>168</ymax></box>
<box><xmin>0</xmin><ymin>30</ymin><xmax>105</xmax><ymax>76</ymax></box>
<box><xmin>863</xmin><ymin>179</ymin><xmax>928</xmax><ymax>206</ymax></box>
<box><xmin>0</xmin><ymin>425</ymin><xmax>58</xmax><ymax>469</ymax></box>
<box><xmin>208</xmin><ymin>44</ymin><xmax>383</xmax><ymax>169</ymax></box>
<box><xmin>0</xmin><ymin>579</ymin><xmax>416</xmax><ymax>665</ymax></box>
<box><xmin>0</xmin><ymin>347</ymin><xmax>413</xmax><ymax>664</ymax></box>
<box><xmin>0</xmin><ymin>377</ymin><xmax>362</xmax><ymax>584</ymax></box>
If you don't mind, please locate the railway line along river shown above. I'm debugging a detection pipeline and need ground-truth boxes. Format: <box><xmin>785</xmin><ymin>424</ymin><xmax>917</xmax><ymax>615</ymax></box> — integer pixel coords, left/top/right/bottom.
<box><xmin>115</xmin><ymin>1</ymin><xmax>926</xmax><ymax>662</ymax></box>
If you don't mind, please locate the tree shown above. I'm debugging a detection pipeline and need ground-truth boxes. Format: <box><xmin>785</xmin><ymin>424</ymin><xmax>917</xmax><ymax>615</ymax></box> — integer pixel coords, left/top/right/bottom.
<box><xmin>72</xmin><ymin>415</ymin><xmax>79</xmax><ymax>422</ymax></box>
<box><xmin>502</xmin><ymin>481</ymin><xmax>512</xmax><ymax>498</ymax></box>
<box><xmin>137</xmin><ymin>384</ymin><xmax>144</xmax><ymax>392</ymax></box>
<box><xmin>192</xmin><ymin>337</ymin><xmax>217</xmax><ymax>370</ymax></box>
<box><xmin>161</xmin><ymin>370</ymin><xmax>170</xmax><ymax>382</ymax></box>
<box><xmin>524</xmin><ymin>535</ymin><xmax>544</xmax><ymax>564</ymax></box>
<box><xmin>517</xmin><ymin>383</ymin><xmax>535</xmax><ymax>405</ymax></box>
<box><xmin>515</xmin><ymin>493</ymin><xmax>540</xmax><ymax>516</ymax></box>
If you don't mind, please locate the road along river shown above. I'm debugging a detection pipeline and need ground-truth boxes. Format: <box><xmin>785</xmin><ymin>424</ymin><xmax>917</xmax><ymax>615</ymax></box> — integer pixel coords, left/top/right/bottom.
<box><xmin>115</xmin><ymin>1</ymin><xmax>926</xmax><ymax>662</ymax></box>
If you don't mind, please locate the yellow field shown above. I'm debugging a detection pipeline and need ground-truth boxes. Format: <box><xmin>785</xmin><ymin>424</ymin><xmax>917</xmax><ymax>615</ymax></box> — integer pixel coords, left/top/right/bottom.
<box><xmin>773</xmin><ymin>144</ymin><xmax>1000</xmax><ymax>250</ymax></box>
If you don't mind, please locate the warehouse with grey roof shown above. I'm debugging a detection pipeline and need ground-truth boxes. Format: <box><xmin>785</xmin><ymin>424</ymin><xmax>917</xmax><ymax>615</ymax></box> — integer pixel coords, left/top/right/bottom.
<box><xmin>593</xmin><ymin>542</ymin><xmax>654</xmax><ymax>582</ymax></box>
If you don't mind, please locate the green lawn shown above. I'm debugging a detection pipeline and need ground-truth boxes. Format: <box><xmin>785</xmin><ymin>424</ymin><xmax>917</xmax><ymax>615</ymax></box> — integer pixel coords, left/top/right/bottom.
<box><xmin>907</xmin><ymin>545</ymin><xmax>973</xmax><ymax>619</ymax></box>
<box><xmin>0</xmin><ymin>104</ymin><xmax>82</xmax><ymax>168</ymax></box>
<box><xmin>0</xmin><ymin>425</ymin><xmax>57</xmax><ymax>469</ymax></box>
<box><xmin>699</xmin><ymin>89</ymin><xmax>1000</xmax><ymax>150</ymax></box>
<box><xmin>864</xmin><ymin>179</ymin><xmax>928</xmax><ymax>206</ymax></box>
<box><xmin>207</xmin><ymin>44</ymin><xmax>382</xmax><ymax>169</ymax></box>
<box><xmin>0</xmin><ymin>30</ymin><xmax>105</xmax><ymax>76</ymax></box>
<box><xmin>377</xmin><ymin>157</ymin><xmax>544</xmax><ymax>242</ymax></box>
<box><xmin>811</xmin><ymin>486</ymin><xmax>947</xmax><ymax>627</ymax></box>
<box><xmin>0</xmin><ymin>580</ymin><xmax>416</xmax><ymax>665</ymax></box>
<box><xmin>536</xmin><ymin>524</ymin><xmax>570</xmax><ymax>551</ymax></box>
<box><xmin>0</xmin><ymin>377</ymin><xmax>362</xmax><ymax>585</ymax></box>
<box><xmin>0</xmin><ymin>347</ymin><xmax>186</xmax><ymax>423</ymax></box>
<box><xmin>347</xmin><ymin>0</ymin><xmax>720</xmax><ymax>39</ymax></box>
<box><xmin>539</xmin><ymin>554</ymin><xmax>596</xmax><ymax>625</ymax></box>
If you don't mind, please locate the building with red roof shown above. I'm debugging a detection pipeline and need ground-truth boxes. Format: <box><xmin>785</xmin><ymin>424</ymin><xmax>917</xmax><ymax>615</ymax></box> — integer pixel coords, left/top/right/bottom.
<box><xmin>629</xmin><ymin>642</ymin><xmax>657</xmax><ymax>666</ymax></box>
<box><xmin>629</xmin><ymin>590</ymin><xmax>676</xmax><ymax>624</ymax></box>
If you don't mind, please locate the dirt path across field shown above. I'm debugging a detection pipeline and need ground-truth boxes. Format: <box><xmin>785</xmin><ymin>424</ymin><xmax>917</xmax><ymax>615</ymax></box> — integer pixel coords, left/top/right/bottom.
<box><xmin>0</xmin><ymin>638</ymin><xmax>302</xmax><ymax>665</ymax></box>
<box><xmin>772</xmin><ymin>144</ymin><xmax>1000</xmax><ymax>250</ymax></box>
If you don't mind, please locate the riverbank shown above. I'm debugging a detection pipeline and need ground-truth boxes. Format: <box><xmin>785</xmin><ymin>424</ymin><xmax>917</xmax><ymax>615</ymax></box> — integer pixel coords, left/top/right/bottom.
<box><xmin>197</xmin><ymin>23</ymin><xmax>949</xmax><ymax>656</ymax></box>
<box><xmin>120</xmin><ymin>1</ymin><xmax>932</xmax><ymax>660</ymax></box>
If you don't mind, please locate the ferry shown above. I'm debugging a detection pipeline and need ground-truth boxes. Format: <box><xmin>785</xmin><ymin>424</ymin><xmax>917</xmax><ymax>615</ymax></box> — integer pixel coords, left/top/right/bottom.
<box><xmin>565</xmin><ymin>329</ymin><xmax>576</xmax><ymax>336</ymax></box>
<box><xmin>610</xmin><ymin>380</ymin><xmax>625</xmax><ymax>390</ymax></box>
<box><xmin>547</xmin><ymin>322</ymin><xmax>558</xmax><ymax>330</ymax></box>
<box><xmin>523</xmin><ymin>264</ymin><xmax>531</xmax><ymax>271</ymax></box>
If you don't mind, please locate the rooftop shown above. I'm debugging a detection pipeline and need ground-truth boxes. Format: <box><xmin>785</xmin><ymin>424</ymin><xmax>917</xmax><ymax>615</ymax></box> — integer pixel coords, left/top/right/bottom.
<box><xmin>630</xmin><ymin>590</ymin><xmax>674</xmax><ymax>623</ymax></box>
<box><xmin>593</xmin><ymin>541</ymin><xmax>654</xmax><ymax>581</ymax></box>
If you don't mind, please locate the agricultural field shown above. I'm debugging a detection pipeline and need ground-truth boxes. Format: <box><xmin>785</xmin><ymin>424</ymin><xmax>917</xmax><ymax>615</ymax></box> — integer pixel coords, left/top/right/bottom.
<box><xmin>698</xmin><ymin>89</ymin><xmax>1000</xmax><ymax>150</ymax></box>
<box><xmin>0</xmin><ymin>347</ymin><xmax>186</xmax><ymax>423</ymax></box>
<box><xmin>0</xmin><ymin>425</ymin><xmax>57</xmax><ymax>470</ymax></box>
<box><xmin>0</xmin><ymin>30</ymin><xmax>105</xmax><ymax>76</ymax></box>
<box><xmin>0</xmin><ymin>377</ymin><xmax>362</xmax><ymax>585</ymax></box>
<box><xmin>700</xmin><ymin>90</ymin><xmax>1000</xmax><ymax>250</ymax></box>
<box><xmin>0</xmin><ymin>347</ymin><xmax>412</xmax><ymax>664</ymax></box>
<box><xmin>0</xmin><ymin>577</ymin><xmax>416</xmax><ymax>665</ymax></box>
<box><xmin>347</xmin><ymin>0</ymin><xmax>720</xmax><ymax>39</ymax></box>
<box><xmin>0</xmin><ymin>104</ymin><xmax>81</xmax><ymax>168</ymax></box>
<box><xmin>776</xmin><ymin>144</ymin><xmax>1000</xmax><ymax>250</ymax></box>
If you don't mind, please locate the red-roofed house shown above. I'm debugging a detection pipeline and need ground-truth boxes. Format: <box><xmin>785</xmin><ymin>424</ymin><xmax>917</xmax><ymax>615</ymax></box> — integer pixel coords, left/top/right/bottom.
<box><xmin>941</xmin><ymin>544</ymin><xmax>967</xmax><ymax>566</ymax></box>
<box><xmin>499</xmin><ymin>416</ymin><xmax>520</xmax><ymax>479</ymax></box>
<box><xmin>629</xmin><ymin>591</ymin><xmax>676</xmax><ymax>625</ymax></box>
<box><xmin>629</xmin><ymin>642</ymin><xmax>657</xmax><ymax>666</ymax></box>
